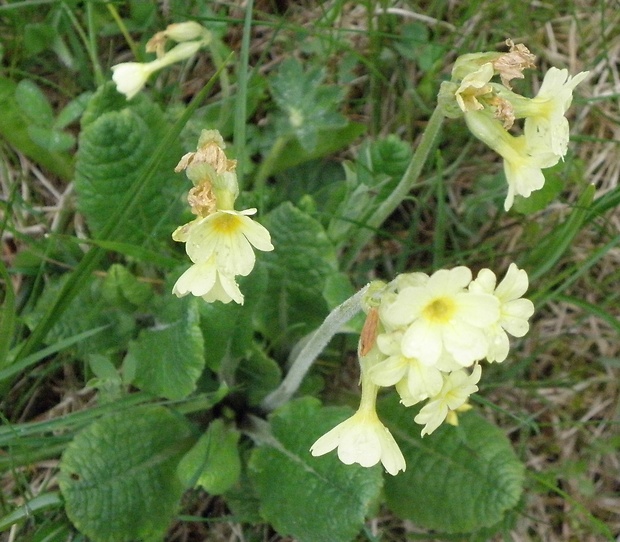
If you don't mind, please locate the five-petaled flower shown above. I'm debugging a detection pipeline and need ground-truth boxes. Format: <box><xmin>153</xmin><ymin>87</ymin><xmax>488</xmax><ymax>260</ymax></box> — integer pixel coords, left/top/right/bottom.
<box><xmin>380</xmin><ymin>266</ymin><xmax>500</xmax><ymax>367</ymax></box>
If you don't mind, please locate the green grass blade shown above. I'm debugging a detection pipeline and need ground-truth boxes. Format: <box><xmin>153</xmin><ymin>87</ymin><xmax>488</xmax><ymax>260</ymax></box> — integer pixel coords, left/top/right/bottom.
<box><xmin>233</xmin><ymin>0</ymin><xmax>254</xmax><ymax>189</ymax></box>
<box><xmin>527</xmin><ymin>184</ymin><xmax>596</xmax><ymax>282</ymax></box>
<box><xmin>0</xmin><ymin>493</ymin><xmax>63</xmax><ymax>533</ymax></box>
<box><xmin>0</xmin><ymin>261</ymin><xmax>16</xmax><ymax>369</ymax></box>
<box><xmin>0</xmin><ymin>325</ymin><xmax>108</xmax><ymax>383</ymax></box>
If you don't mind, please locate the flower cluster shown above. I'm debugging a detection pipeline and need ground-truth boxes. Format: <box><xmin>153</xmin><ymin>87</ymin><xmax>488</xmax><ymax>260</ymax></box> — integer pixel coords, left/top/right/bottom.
<box><xmin>438</xmin><ymin>40</ymin><xmax>588</xmax><ymax>210</ymax></box>
<box><xmin>311</xmin><ymin>264</ymin><xmax>534</xmax><ymax>474</ymax></box>
<box><xmin>172</xmin><ymin>130</ymin><xmax>273</xmax><ymax>304</ymax></box>
<box><xmin>112</xmin><ymin>22</ymin><xmax>212</xmax><ymax>100</ymax></box>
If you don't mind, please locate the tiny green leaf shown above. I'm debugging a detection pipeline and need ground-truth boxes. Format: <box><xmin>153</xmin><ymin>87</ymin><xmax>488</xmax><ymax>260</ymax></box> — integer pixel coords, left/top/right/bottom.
<box><xmin>23</xmin><ymin>23</ymin><xmax>57</xmax><ymax>57</ymax></box>
<box><xmin>14</xmin><ymin>80</ymin><xmax>54</xmax><ymax>126</ymax></box>
<box><xmin>249</xmin><ymin>397</ymin><xmax>383</xmax><ymax>542</ymax></box>
<box><xmin>379</xmin><ymin>394</ymin><xmax>525</xmax><ymax>534</ymax></box>
<box><xmin>0</xmin><ymin>76</ymin><xmax>72</xmax><ymax>180</ymax></box>
<box><xmin>269</xmin><ymin>123</ymin><xmax>366</xmax><ymax>174</ymax></box>
<box><xmin>59</xmin><ymin>405</ymin><xmax>194</xmax><ymax>542</ymax></box>
<box><xmin>236</xmin><ymin>344</ymin><xmax>282</xmax><ymax>405</ymax></box>
<box><xmin>54</xmin><ymin>91</ymin><xmax>93</xmax><ymax>130</ymax></box>
<box><xmin>101</xmin><ymin>264</ymin><xmax>152</xmax><ymax>310</ymax></box>
<box><xmin>513</xmin><ymin>167</ymin><xmax>564</xmax><ymax>214</ymax></box>
<box><xmin>27</xmin><ymin>125</ymin><xmax>75</xmax><ymax>152</ymax></box>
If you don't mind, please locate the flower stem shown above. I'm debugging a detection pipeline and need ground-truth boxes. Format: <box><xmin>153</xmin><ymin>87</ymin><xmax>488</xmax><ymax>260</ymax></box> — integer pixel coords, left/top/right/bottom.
<box><xmin>261</xmin><ymin>285</ymin><xmax>370</xmax><ymax>411</ymax></box>
<box><xmin>343</xmin><ymin>106</ymin><xmax>445</xmax><ymax>270</ymax></box>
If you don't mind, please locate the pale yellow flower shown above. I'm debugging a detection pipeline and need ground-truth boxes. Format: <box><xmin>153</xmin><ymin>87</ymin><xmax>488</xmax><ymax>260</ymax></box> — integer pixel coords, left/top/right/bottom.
<box><xmin>172</xmin><ymin>257</ymin><xmax>243</xmax><ymax>304</ymax></box>
<box><xmin>380</xmin><ymin>267</ymin><xmax>500</xmax><ymax>367</ymax></box>
<box><xmin>469</xmin><ymin>264</ymin><xmax>534</xmax><ymax>362</ymax></box>
<box><xmin>522</xmin><ymin>68</ymin><xmax>589</xmax><ymax>157</ymax></box>
<box><xmin>173</xmin><ymin>209</ymin><xmax>273</xmax><ymax>276</ymax></box>
<box><xmin>414</xmin><ymin>364</ymin><xmax>482</xmax><ymax>436</ymax></box>
<box><xmin>464</xmin><ymin>111</ymin><xmax>559</xmax><ymax>210</ymax></box>
<box><xmin>368</xmin><ymin>332</ymin><xmax>443</xmax><ymax>406</ymax></box>
<box><xmin>111</xmin><ymin>41</ymin><xmax>202</xmax><ymax>100</ymax></box>
<box><xmin>455</xmin><ymin>62</ymin><xmax>494</xmax><ymax>113</ymax></box>
<box><xmin>310</xmin><ymin>374</ymin><xmax>406</xmax><ymax>475</ymax></box>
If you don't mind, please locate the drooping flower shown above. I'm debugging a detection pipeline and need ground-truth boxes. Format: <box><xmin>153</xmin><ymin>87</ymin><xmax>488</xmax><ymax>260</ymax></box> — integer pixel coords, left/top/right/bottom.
<box><xmin>521</xmin><ymin>68</ymin><xmax>589</xmax><ymax>157</ymax></box>
<box><xmin>464</xmin><ymin>110</ymin><xmax>559</xmax><ymax>210</ymax></box>
<box><xmin>310</xmin><ymin>373</ymin><xmax>406</xmax><ymax>475</ymax></box>
<box><xmin>380</xmin><ymin>267</ymin><xmax>500</xmax><ymax>367</ymax></box>
<box><xmin>469</xmin><ymin>264</ymin><xmax>535</xmax><ymax>362</ymax></box>
<box><xmin>110</xmin><ymin>63</ymin><xmax>154</xmax><ymax>101</ymax></box>
<box><xmin>414</xmin><ymin>364</ymin><xmax>482</xmax><ymax>436</ymax></box>
<box><xmin>172</xmin><ymin>257</ymin><xmax>243</xmax><ymax>304</ymax></box>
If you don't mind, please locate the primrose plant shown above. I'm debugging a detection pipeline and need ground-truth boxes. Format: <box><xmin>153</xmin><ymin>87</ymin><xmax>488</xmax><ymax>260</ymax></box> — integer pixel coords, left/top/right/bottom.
<box><xmin>55</xmin><ymin>30</ymin><xmax>589</xmax><ymax>542</ymax></box>
<box><xmin>171</xmin><ymin>34</ymin><xmax>585</xmax><ymax>519</ymax></box>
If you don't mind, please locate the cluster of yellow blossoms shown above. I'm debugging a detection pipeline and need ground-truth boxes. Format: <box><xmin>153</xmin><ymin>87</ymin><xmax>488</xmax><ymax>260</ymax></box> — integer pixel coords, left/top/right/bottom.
<box><xmin>311</xmin><ymin>264</ymin><xmax>534</xmax><ymax>475</ymax></box>
<box><xmin>439</xmin><ymin>40</ymin><xmax>588</xmax><ymax>210</ymax></box>
<box><xmin>172</xmin><ymin>130</ymin><xmax>273</xmax><ymax>304</ymax></box>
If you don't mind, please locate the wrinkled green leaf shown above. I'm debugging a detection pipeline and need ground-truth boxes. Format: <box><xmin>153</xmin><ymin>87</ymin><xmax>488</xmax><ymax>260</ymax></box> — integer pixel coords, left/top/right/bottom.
<box><xmin>127</xmin><ymin>297</ymin><xmax>204</xmax><ymax>400</ymax></box>
<box><xmin>379</xmin><ymin>394</ymin><xmax>525</xmax><ymax>534</ymax></box>
<box><xmin>59</xmin><ymin>405</ymin><xmax>193</xmax><ymax>542</ymax></box>
<box><xmin>249</xmin><ymin>398</ymin><xmax>383</xmax><ymax>542</ymax></box>
<box><xmin>258</xmin><ymin>202</ymin><xmax>338</xmax><ymax>341</ymax></box>
<box><xmin>178</xmin><ymin>419</ymin><xmax>241</xmax><ymax>495</ymax></box>
<box><xmin>74</xmin><ymin>84</ymin><xmax>183</xmax><ymax>243</ymax></box>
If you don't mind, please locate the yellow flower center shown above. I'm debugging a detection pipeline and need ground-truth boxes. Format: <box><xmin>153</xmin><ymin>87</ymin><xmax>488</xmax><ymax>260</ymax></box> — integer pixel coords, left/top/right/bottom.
<box><xmin>422</xmin><ymin>297</ymin><xmax>456</xmax><ymax>323</ymax></box>
<box><xmin>212</xmin><ymin>213</ymin><xmax>242</xmax><ymax>234</ymax></box>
